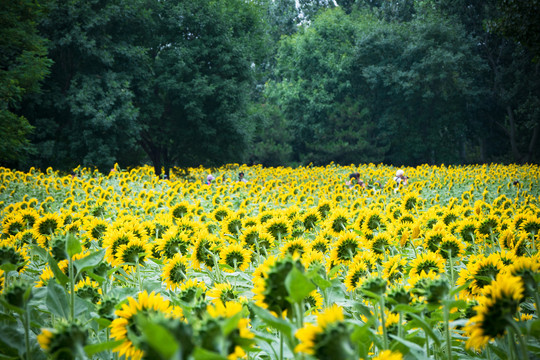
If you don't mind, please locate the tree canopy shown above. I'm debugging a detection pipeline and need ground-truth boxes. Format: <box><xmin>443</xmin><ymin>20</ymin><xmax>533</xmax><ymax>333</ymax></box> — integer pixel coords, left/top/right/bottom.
<box><xmin>3</xmin><ymin>0</ymin><xmax>539</xmax><ymax>172</ymax></box>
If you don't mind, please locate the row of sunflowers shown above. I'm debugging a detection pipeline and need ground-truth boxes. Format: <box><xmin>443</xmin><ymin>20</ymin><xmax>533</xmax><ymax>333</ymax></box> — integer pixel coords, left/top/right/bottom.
<box><xmin>0</xmin><ymin>163</ymin><xmax>539</xmax><ymax>360</ymax></box>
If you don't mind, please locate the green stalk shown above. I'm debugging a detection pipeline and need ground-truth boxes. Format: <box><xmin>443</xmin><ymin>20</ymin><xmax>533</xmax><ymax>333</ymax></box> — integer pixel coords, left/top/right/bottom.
<box><xmin>379</xmin><ymin>297</ymin><xmax>388</xmax><ymax>350</ymax></box>
<box><xmin>135</xmin><ymin>257</ymin><xmax>142</xmax><ymax>292</ymax></box>
<box><xmin>24</xmin><ymin>305</ymin><xmax>31</xmax><ymax>360</ymax></box>
<box><xmin>507</xmin><ymin>331</ymin><xmax>515</xmax><ymax>360</ymax></box>
<box><xmin>448</xmin><ymin>252</ymin><xmax>455</xmax><ymax>286</ymax></box>
<box><xmin>444</xmin><ymin>302</ymin><xmax>452</xmax><ymax>360</ymax></box>
<box><xmin>508</xmin><ymin>319</ymin><xmax>529</xmax><ymax>360</ymax></box>
<box><xmin>69</xmin><ymin>254</ymin><xmax>75</xmax><ymax>321</ymax></box>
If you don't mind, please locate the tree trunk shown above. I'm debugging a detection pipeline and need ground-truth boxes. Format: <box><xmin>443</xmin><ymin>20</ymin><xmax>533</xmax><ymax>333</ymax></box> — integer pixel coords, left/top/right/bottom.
<box><xmin>506</xmin><ymin>106</ymin><xmax>522</xmax><ymax>162</ymax></box>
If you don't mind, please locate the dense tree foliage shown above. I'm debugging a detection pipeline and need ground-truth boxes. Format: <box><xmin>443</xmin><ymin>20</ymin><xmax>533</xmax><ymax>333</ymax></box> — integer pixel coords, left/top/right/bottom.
<box><xmin>0</xmin><ymin>0</ymin><xmax>51</xmax><ymax>167</ymax></box>
<box><xmin>3</xmin><ymin>0</ymin><xmax>539</xmax><ymax>171</ymax></box>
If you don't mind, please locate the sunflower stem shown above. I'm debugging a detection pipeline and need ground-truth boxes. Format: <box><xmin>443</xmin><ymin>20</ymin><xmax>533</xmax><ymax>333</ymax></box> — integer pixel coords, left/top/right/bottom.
<box><xmin>508</xmin><ymin>319</ymin><xmax>529</xmax><ymax>360</ymax></box>
<box><xmin>135</xmin><ymin>257</ymin><xmax>142</xmax><ymax>292</ymax></box>
<box><xmin>444</xmin><ymin>301</ymin><xmax>452</xmax><ymax>360</ymax></box>
<box><xmin>379</xmin><ymin>297</ymin><xmax>388</xmax><ymax>350</ymax></box>
<box><xmin>507</xmin><ymin>331</ymin><xmax>515</xmax><ymax>360</ymax></box>
<box><xmin>24</xmin><ymin>304</ymin><xmax>31</xmax><ymax>360</ymax></box>
<box><xmin>69</xmin><ymin>253</ymin><xmax>75</xmax><ymax>321</ymax></box>
<box><xmin>448</xmin><ymin>252</ymin><xmax>455</xmax><ymax>286</ymax></box>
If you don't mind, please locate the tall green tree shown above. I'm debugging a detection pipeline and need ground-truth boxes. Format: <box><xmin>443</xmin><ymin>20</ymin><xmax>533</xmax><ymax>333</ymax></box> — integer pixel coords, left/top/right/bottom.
<box><xmin>0</xmin><ymin>0</ymin><xmax>51</xmax><ymax>167</ymax></box>
<box><xmin>132</xmin><ymin>0</ymin><xmax>265</xmax><ymax>177</ymax></box>
<box><xmin>266</xmin><ymin>8</ymin><xmax>484</xmax><ymax>165</ymax></box>
<box><xmin>433</xmin><ymin>0</ymin><xmax>540</xmax><ymax>163</ymax></box>
<box><xmin>21</xmin><ymin>0</ymin><xmax>144</xmax><ymax>172</ymax></box>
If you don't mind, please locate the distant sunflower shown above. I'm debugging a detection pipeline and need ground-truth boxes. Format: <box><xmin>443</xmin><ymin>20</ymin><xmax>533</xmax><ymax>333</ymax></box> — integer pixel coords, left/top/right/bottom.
<box><xmin>344</xmin><ymin>261</ymin><xmax>369</xmax><ymax>292</ymax></box>
<box><xmin>162</xmin><ymin>253</ymin><xmax>189</xmax><ymax>291</ymax></box>
<box><xmin>115</xmin><ymin>237</ymin><xmax>152</xmax><ymax>267</ymax></box>
<box><xmin>408</xmin><ymin>252</ymin><xmax>446</xmax><ymax>278</ymax></box>
<box><xmin>33</xmin><ymin>213</ymin><xmax>63</xmax><ymax>248</ymax></box>
<box><xmin>280</xmin><ymin>238</ymin><xmax>308</xmax><ymax>257</ymax></box>
<box><xmin>191</xmin><ymin>231</ymin><xmax>221</xmax><ymax>270</ymax></box>
<box><xmin>219</xmin><ymin>243</ymin><xmax>252</xmax><ymax>272</ymax></box>
<box><xmin>207</xmin><ymin>282</ymin><xmax>237</xmax><ymax>305</ymax></box>
<box><xmin>330</xmin><ymin>233</ymin><xmax>362</xmax><ymax>266</ymax></box>
<box><xmin>103</xmin><ymin>228</ymin><xmax>135</xmax><ymax>266</ymax></box>
<box><xmin>156</xmin><ymin>227</ymin><xmax>191</xmax><ymax>259</ymax></box>
<box><xmin>324</xmin><ymin>208</ymin><xmax>350</xmax><ymax>235</ymax></box>
<box><xmin>456</xmin><ymin>254</ymin><xmax>504</xmax><ymax>296</ymax></box>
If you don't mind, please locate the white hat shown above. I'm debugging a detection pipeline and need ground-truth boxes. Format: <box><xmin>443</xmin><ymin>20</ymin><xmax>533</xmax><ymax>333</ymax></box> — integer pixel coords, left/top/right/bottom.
<box><xmin>207</xmin><ymin>174</ymin><xmax>215</xmax><ymax>181</ymax></box>
<box><xmin>396</xmin><ymin>169</ymin><xmax>404</xmax><ymax>177</ymax></box>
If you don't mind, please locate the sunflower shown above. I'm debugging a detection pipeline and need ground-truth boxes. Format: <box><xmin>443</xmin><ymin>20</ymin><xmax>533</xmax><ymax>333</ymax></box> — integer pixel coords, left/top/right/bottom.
<box><xmin>324</xmin><ymin>208</ymin><xmax>350</xmax><ymax>235</ymax></box>
<box><xmin>506</xmin><ymin>256</ymin><xmax>540</xmax><ymax>298</ymax></box>
<box><xmin>219</xmin><ymin>243</ymin><xmax>252</xmax><ymax>272</ymax></box>
<box><xmin>83</xmin><ymin>217</ymin><xmax>109</xmax><ymax>244</ymax></box>
<box><xmin>2</xmin><ymin>215</ymin><xmax>24</xmax><ymax>237</ymax></box>
<box><xmin>170</xmin><ymin>201</ymin><xmax>192</xmax><ymax>219</ymax></box>
<box><xmin>207</xmin><ymin>282</ymin><xmax>237</xmax><ymax>305</ymax></box>
<box><xmin>36</xmin><ymin>260</ymin><xmax>68</xmax><ymax>288</ymax></box>
<box><xmin>103</xmin><ymin>228</ymin><xmax>136</xmax><ymax>266</ymax></box>
<box><xmin>110</xmin><ymin>291</ymin><xmax>178</xmax><ymax>360</ymax></box>
<box><xmin>280</xmin><ymin>238</ymin><xmax>308</xmax><ymax>257</ymax></box>
<box><xmin>201</xmin><ymin>301</ymin><xmax>254</xmax><ymax>360</ymax></box>
<box><xmin>162</xmin><ymin>253</ymin><xmax>190</xmax><ymax>291</ymax></box>
<box><xmin>156</xmin><ymin>227</ymin><xmax>191</xmax><ymax>259</ymax></box>
<box><xmin>37</xmin><ymin>320</ymin><xmax>88</xmax><ymax>358</ymax></box>
<box><xmin>369</xmin><ymin>232</ymin><xmax>392</xmax><ymax>255</ymax></box>
<box><xmin>456</xmin><ymin>254</ymin><xmax>504</xmax><ymax>296</ymax></box>
<box><xmin>212</xmin><ymin>206</ymin><xmax>231</xmax><ymax>222</ymax></box>
<box><xmin>265</xmin><ymin>216</ymin><xmax>291</xmax><ymax>243</ymax></box>
<box><xmin>438</xmin><ymin>235</ymin><xmax>466</xmax><ymax>260</ymax></box>
<box><xmin>344</xmin><ymin>261</ymin><xmax>369</xmax><ymax>292</ymax></box>
<box><xmin>423</xmin><ymin>229</ymin><xmax>446</xmax><ymax>253</ymax></box>
<box><xmin>329</xmin><ymin>233</ymin><xmax>361</xmax><ymax>266</ymax></box>
<box><xmin>302</xmin><ymin>208</ymin><xmax>321</xmax><ymax>231</ymax></box>
<box><xmin>316</xmin><ymin>200</ymin><xmax>332</xmax><ymax>220</ymax></box>
<box><xmin>253</xmin><ymin>256</ymin><xmax>303</xmax><ymax>315</ymax></box>
<box><xmin>178</xmin><ymin>278</ymin><xmax>207</xmax><ymax>303</ymax></box>
<box><xmin>305</xmin><ymin>290</ymin><xmax>324</xmax><ymax>314</ymax></box>
<box><xmin>33</xmin><ymin>213</ymin><xmax>63</xmax><ymax>248</ymax></box>
<box><xmin>408</xmin><ymin>251</ymin><xmax>446</xmax><ymax>278</ymax></box>
<box><xmin>382</xmin><ymin>254</ymin><xmax>407</xmax><ymax>282</ymax></box>
<box><xmin>295</xmin><ymin>305</ymin><xmax>355</xmax><ymax>359</ymax></box>
<box><xmin>74</xmin><ymin>277</ymin><xmax>102</xmax><ymax>304</ymax></box>
<box><xmin>465</xmin><ymin>273</ymin><xmax>524</xmax><ymax>350</ymax></box>
<box><xmin>301</xmin><ymin>249</ymin><xmax>326</xmax><ymax>272</ymax></box>
<box><xmin>114</xmin><ymin>237</ymin><xmax>152</xmax><ymax>267</ymax></box>
<box><xmin>401</xmin><ymin>192</ymin><xmax>419</xmax><ymax>212</ymax></box>
<box><xmin>191</xmin><ymin>230</ymin><xmax>221</xmax><ymax>270</ymax></box>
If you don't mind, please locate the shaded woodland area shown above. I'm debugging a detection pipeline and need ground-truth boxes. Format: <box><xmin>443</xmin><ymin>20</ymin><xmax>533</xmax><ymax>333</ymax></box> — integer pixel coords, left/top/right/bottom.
<box><xmin>2</xmin><ymin>0</ymin><xmax>539</xmax><ymax>176</ymax></box>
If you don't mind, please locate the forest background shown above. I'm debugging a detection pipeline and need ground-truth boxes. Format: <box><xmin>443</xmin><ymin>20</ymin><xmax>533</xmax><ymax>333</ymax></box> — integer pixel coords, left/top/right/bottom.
<box><xmin>2</xmin><ymin>0</ymin><xmax>539</xmax><ymax>177</ymax></box>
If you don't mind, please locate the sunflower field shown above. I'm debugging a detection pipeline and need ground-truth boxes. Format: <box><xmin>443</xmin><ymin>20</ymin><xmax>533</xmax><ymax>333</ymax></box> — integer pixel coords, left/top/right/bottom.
<box><xmin>0</xmin><ymin>163</ymin><xmax>539</xmax><ymax>360</ymax></box>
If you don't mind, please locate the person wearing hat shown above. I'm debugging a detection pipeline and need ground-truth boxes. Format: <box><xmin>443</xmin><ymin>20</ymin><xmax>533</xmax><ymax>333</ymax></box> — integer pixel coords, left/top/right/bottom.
<box><xmin>206</xmin><ymin>174</ymin><xmax>215</xmax><ymax>185</ymax></box>
<box><xmin>394</xmin><ymin>169</ymin><xmax>408</xmax><ymax>186</ymax></box>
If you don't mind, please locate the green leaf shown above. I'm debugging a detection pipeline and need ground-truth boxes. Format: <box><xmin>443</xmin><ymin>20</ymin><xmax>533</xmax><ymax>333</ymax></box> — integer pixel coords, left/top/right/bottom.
<box><xmin>47</xmin><ymin>254</ymin><xmax>69</xmax><ymax>286</ymax></box>
<box><xmin>406</xmin><ymin>313</ymin><xmax>442</xmax><ymax>347</ymax></box>
<box><xmin>138</xmin><ymin>319</ymin><xmax>179</xmax><ymax>359</ymax></box>
<box><xmin>192</xmin><ymin>347</ymin><xmax>229</xmax><ymax>360</ymax></box>
<box><xmin>222</xmin><ymin>311</ymin><xmax>242</xmax><ymax>336</ymax></box>
<box><xmin>351</xmin><ymin>323</ymin><xmax>374</xmax><ymax>359</ymax></box>
<box><xmin>310</xmin><ymin>274</ymin><xmax>332</xmax><ymax>291</ymax></box>
<box><xmin>84</xmin><ymin>340</ymin><xmax>123</xmax><ymax>356</ymax></box>
<box><xmin>389</xmin><ymin>334</ymin><xmax>428</xmax><ymax>358</ymax></box>
<box><xmin>249</xmin><ymin>305</ymin><xmax>293</xmax><ymax>339</ymax></box>
<box><xmin>45</xmin><ymin>280</ymin><xmax>69</xmax><ymax>319</ymax></box>
<box><xmin>67</xmin><ymin>233</ymin><xmax>83</xmax><ymax>258</ymax></box>
<box><xmin>285</xmin><ymin>266</ymin><xmax>315</xmax><ymax>303</ymax></box>
<box><xmin>73</xmin><ymin>249</ymin><xmax>105</xmax><ymax>275</ymax></box>
<box><xmin>450</xmin><ymin>281</ymin><xmax>472</xmax><ymax>297</ymax></box>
